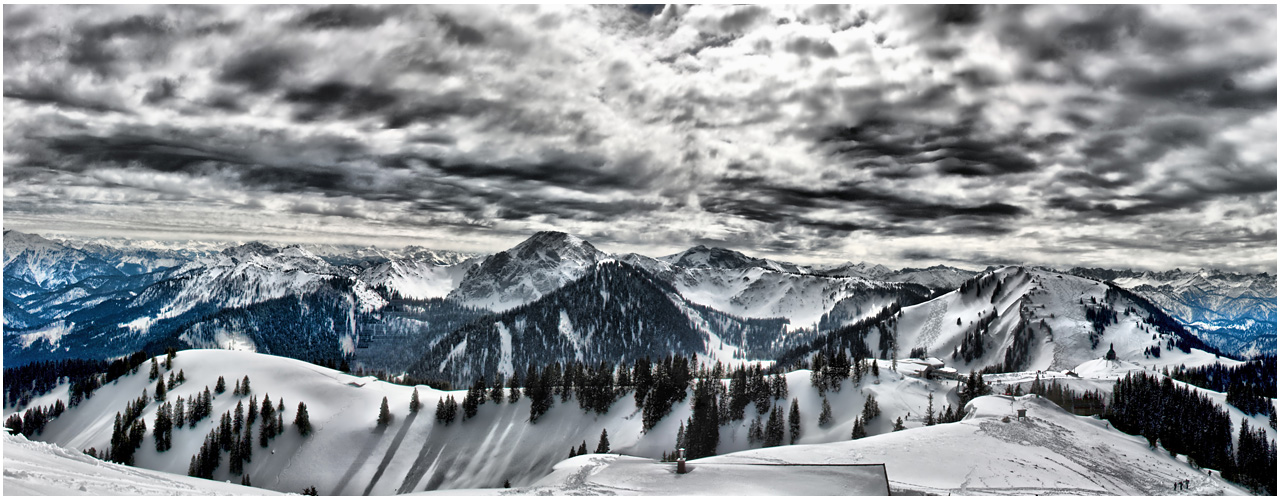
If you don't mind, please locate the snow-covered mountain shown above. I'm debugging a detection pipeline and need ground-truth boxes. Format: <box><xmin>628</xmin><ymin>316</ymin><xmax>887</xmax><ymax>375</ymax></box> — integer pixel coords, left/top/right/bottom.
<box><xmin>412</xmin><ymin>261</ymin><xmax>791</xmax><ymax>384</ymax></box>
<box><xmin>660</xmin><ymin>245</ymin><xmax>806</xmax><ymax>274</ymax></box>
<box><xmin>303</xmin><ymin>243</ymin><xmax>479</xmax><ymax>268</ymax></box>
<box><xmin>447</xmin><ymin>231</ymin><xmax>607</xmax><ymax>311</ymax></box>
<box><xmin>882</xmin><ymin>267</ymin><xmax>1223</xmax><ymax>374</ymax></box>
<box><xmin>3</xmin><ymin>231</ymin><xmax>123</xmax><ymax>291</ymax></box>
<box><xmin>356</xmin><ymin>258</ymin><xmax>479</xmax><ymax>301</ymax></box>
<box><xmin>1068</xmin><ymin>267</ymin><xmax>1277</xmax><ymax>358</ymax></box>
<box><xmin>817</xmin><ymin>261</ymin><xmax>978</xmax><ymax>291</ymax></box>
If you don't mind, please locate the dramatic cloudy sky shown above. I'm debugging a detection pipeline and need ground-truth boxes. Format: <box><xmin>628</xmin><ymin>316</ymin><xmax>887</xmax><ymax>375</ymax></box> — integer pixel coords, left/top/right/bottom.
<box><xmin>4</xmin><ymin>4</ymin><xmax>1276</xmax><ymax>271</ymax></box>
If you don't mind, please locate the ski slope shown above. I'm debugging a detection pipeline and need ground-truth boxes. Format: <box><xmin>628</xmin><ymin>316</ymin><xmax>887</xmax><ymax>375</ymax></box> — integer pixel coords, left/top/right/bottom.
<box><xmin>7</xmin><ymin>348</ymin><xmax>1265</xmax><ymax>496</ymax></box>
<box><xmin>413</xmin><ymin>395</ymin><xmax>1251</xmax><ymax>496</ymax></box>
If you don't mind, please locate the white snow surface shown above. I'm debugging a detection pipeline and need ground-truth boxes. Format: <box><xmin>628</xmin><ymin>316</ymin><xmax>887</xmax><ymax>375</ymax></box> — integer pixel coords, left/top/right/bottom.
<box><xmin>2</xmin><ymin>433</ymin><xmax>279</xmax><ymax>496</ymax></box>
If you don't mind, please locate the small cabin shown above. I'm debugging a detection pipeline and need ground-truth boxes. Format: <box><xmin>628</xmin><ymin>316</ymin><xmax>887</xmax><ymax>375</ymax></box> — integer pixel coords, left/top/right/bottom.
<box><xmin>1016</xmin><ymin>409</ymin><xmax>1027</xmax><ymax>420</ymax></box>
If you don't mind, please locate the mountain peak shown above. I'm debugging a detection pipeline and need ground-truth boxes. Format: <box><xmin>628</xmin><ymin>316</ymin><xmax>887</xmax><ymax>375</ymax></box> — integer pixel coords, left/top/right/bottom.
<box><xmin>219</xmin><ymin>241</ymin><xmax>279</xmax><ymax>259</ymax></box>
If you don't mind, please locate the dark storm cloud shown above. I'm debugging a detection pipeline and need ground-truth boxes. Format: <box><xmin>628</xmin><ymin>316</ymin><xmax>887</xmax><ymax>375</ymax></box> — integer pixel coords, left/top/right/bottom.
<box><xmin>292</xmin><ymin>5</ymin><xmax>390</xmax><ymax>31</ymax></box>
<box><xmin>819</xmin><ymin>119</ymin><xmax>1039</xmax><ymax>178</ymax></box>
<box><xmin>3</xmin><ymin>78</ymin><xmax>131</xmax><ymax>114</ymax></box>
<box><xmin>3</xmin><ymin>5</ymin><xmax>1274</xmax><ymax>272</ymax></box>
<box><xmin>283</xmin><ymin>81</ymin><xmax>400</xmax><ymax>122</ymax></box>
<box><xmin>218</xmin><ymin>46</ymin><xmax>300</xmax><ymax>92</ymax></box>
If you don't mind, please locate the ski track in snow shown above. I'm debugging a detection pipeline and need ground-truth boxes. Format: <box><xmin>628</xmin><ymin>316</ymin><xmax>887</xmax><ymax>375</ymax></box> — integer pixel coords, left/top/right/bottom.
<box><xmin>918</xmin><ymin>299</ymin><xmax>949</xmax><ymax>348</ymax></box>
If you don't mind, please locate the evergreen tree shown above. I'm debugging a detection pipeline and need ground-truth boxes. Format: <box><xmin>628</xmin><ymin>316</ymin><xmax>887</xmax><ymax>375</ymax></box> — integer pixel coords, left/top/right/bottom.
<box><xmin>410</xmin><ymin>388</ymin><xmax>422</xmax><ymax>413</ymax></box>
<box><xmin>177</xmin><ymin>370</ymin><xmax>185</xmax><ymax>384</ymax></box>
<box><xmin>259</xmin><ymin>396</ymin><xmax>275</xmax><ymax>447</ymax></box>
<box><xmin>234</xmin><ymin>401</ymin><xmax>244</xmax><ymax>435</ymax></box>
<box><xmin>764</xmin><ymin>405</ymin><xmax>784</xmax><ymax>447</ymax></box>
<box><xmin>155</xmin><ymin>379</ymin><xmax>166</xmax><ymax>401</ymax></box>
<box><xmin>241</xmin><ymin>375</ymin><xmax>250</xmax><ymax>396</ymax></box>
<box><xmin>247</xmin><ymin>395</ymin><xmax>258</xmax><ymax>426</ymax></box>
<box><xmin>862</xmin><ymin>395</ymin><xmax>880</xmax><ymax>422</ymax></box>
<box><xmin>595</xmin><ymin>429</ymin><xmax>611</xmax><ymax>454</ymax></box>
<box><xmin>490</xmin><ymin>373</ymin><xmax>506</xmax><ymax>403</ymax></box>
<box><xmin>788</xmin><ymin>398</ymin><xmax>802</xmax><ymax>444</ymax></box>
<box><xmin>303</xmin><ymin>486</ymin><xmax>319</xmax><ymax>496</ymax></box>
<box><xmin>164</xmin><ymin>348</ymin><xmax>175</xmax><ymax>370</ymax></box>
<box><xmin>748</xmin><ymin>415</ymin><xmax>764</xmax><ymax>444</ymax></box>
<box><xmin>576</xmin><ymin>440</ymin><xmax>587</xmax><ymax>456</ymax></box>
<box><xmin>149</xmin><ymin>358</ymin><xmax>159</xmax><ymax>381</ymax></box>
<box><xmin>215</xmin><ymin>376</ymin><xmax>226</xmax><ymax>394</ymax></box>
<box><xmin>295</xmin><ymin>402</ymin><xmax>311</xmax><ymax>436</ymax></box>
<box><xmin>378</xmin><ymin>397</ymin><xmax>391</xmax><ymax>427</ymax></box>
<box><xmin>851</xmin><ymin>417</ymin><xmax>867</xmax><ymax>439</ymax></box>
<box><xmin>241</xmin><ymin>474</ymin><xmax>251</xmax><ymax>487</ymax></box>
<box><xmin>686</xmin><ymin>378</ymin><xmax>720</xmax><ymax>459</ymax></box>
<box><xmin>174</xmin><ymin>397</ymin><xmax>185</xmax><ymax>428</ymax></box>
<box><xmin>818</xmin><ymin>397</ymin><xmax>833</xmax><ymax>427</ymax></box>
<box><xmin>925</xmin><ymin>393</ymin><xmax>936</xmax><ymax>426</ymax></box>
<box><xmin>233</xmin><ymin>379</ymin><xmax>241</xmax><ymax>396</ymax></box>
<box><xmin>568</xmin><ymin>446</ymin><xmax>577</xmax><ymax>459</ymax></box>
<box><xmin>893</xmin><ymin>416</ymin><xmax>906</xmax><ymax>431</ymax></box>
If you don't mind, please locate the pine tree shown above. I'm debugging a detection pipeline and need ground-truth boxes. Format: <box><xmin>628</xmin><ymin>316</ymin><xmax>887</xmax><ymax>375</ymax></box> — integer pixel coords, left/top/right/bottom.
<box><xmin>241</xmin><ymin>376</ymin><xmax>250</xmax><ymax>396</ymax></box>
<box><xmin>764</xmin><ymin>405</ymin><xmax>784</xmax><ymax>447</ymax></box>
<box><xmin>259</xmin><ymin>396</ymin><xmax>275</xmax><ymax>447</ymax></box>
<box><xmin>490</xmin><ymin>373</ymin><xmax>505</xmax><ymax>403</ymax></box>
<box><xmin>748</xmin><ymin>415</ymin><xmax>764</xmax><ymax>444</ymax></box>
<box><xmin>295</xmin><ymin>402</ymin><xmax>311</xmax><ymax>436</ymax></box>
<box><xmin>862</xmin><ymin>395</ymin><xmax>880</xmax><ymax>422</ymax></box>
<box><xmin>818</xmin><ymin>397</ymin><xmax>833</xmax><ymax>427</ymax></box>
<box><xmin>177</xmin><ymin>369</ymin><xmax>186</xmax><ymax>384</ymax></box>
<box><xmin>595</xmin><ymin>429</ymin><xmax>611</xmax><ymax>454</ymax></box>
<box><xmin>149</xmin><ymin>358</ymin><xmax>160</xmax><ymax>381</ymax></box>
<box><xmin>576</xmin><ymin>440</ymin><xmax>587</xmax><ymax>456</ymax></box>
<box><xmin>168</xmin><ymin>372</ymin><xmax>177</xmax><ymax>390</ymax></box>
<box><xmin>234</xmin><ymin>401</ymin><xmax>244</xmax><ymax>435</ymax></box>
<box><xmin>788</xmin><ymin>398</ymin><xmax>802</xmax><ymax>444</ymax></box>
<box><xmin>241</xmin><ymin>474</ymin><xmax>251</xmax><ymax>486</ymax></box>
<box><xmin>851</xmin><ymin>417</ymin><xmax>867</xmax><ymax>439</ymax></box>
<box><xmin>893</xmin><ymin>416</ymin><xmax>906</xmax><ymax>431</ymax></box>
<box><xmin>165</xmin><ymin>348</ymin><xmax>175</xmax><ymax>370</ymax></box>
<box><xmin>303</xmin><ymin>486</ymin><xmax>318</xmax><ymax>496</ymax></box>
<box><xmin>410</xmin><ymin>388</ymin><xmax>421</xmax><ymax>413</ymax></box>
<box><xmin>925</xmin><ymin>393</ymin><xmax>936</xmax><ymax>426</ymax></box>
<box><xmin>155</xmin><ymin>379</ymin><xmax>167</xmax><ymax>401</ymax></box>
<box><xmin>378</xmin><ymin>397</ymin><xmax>391</xmax><ymax>427</ymax></box>
<box><xmin>247</xmin><ymin>395</ymin><xmax>258</xmax><ymax>426</ymax></box>
<box><xmin>174</xmin><ymin>397</ymin><xmax>185</xmax><ymax>428</ymax></box>
<box><xmin>215</xmin><ymin>376</ymin><xmax>226</xmax><ymax>394</ymax></box>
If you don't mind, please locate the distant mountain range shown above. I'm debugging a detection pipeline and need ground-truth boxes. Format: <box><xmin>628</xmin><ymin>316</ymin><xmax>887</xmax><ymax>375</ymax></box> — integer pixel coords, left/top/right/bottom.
<box><xmin>2</xmin><ymin>230</ymin><xmax>1271</xmax><ymax>374</ymax></box>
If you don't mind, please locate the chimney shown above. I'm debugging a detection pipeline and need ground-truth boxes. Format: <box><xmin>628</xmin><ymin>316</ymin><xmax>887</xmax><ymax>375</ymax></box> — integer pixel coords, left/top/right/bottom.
<box><xmin>677</xmin><ymin>448</ymin><xmax>687</xmax><ymax>474</ymax></box>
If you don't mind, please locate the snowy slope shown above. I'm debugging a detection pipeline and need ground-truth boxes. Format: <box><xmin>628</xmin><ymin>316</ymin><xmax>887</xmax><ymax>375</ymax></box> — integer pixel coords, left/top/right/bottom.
<box><xmin>356</xmin><ymin>258</ymin><xmax>476</xmax><ymax>300</ymax></box>
<box><xmin>10</xmin><ymin>348</ymin><xmax>1263</xmax><ymax>496</ymax></box>
<box><xmin>694</xmin><ymin>395</ymin><xmax>1252</xmax><ymax>496</ymax></box>
<box><xmin>10</xmin><ymin>350</ymin><xmax>961</xmax><ymax>495</ymax></box>
<box><xmin>891</xmin><ymin>267</ymin><xmax>1224</xmax><ymax>374</ymax></box>
<box><xmin>2</xmin><ymin>433</ymin><xmax>280</xmax><ymax>496</ymax></box>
